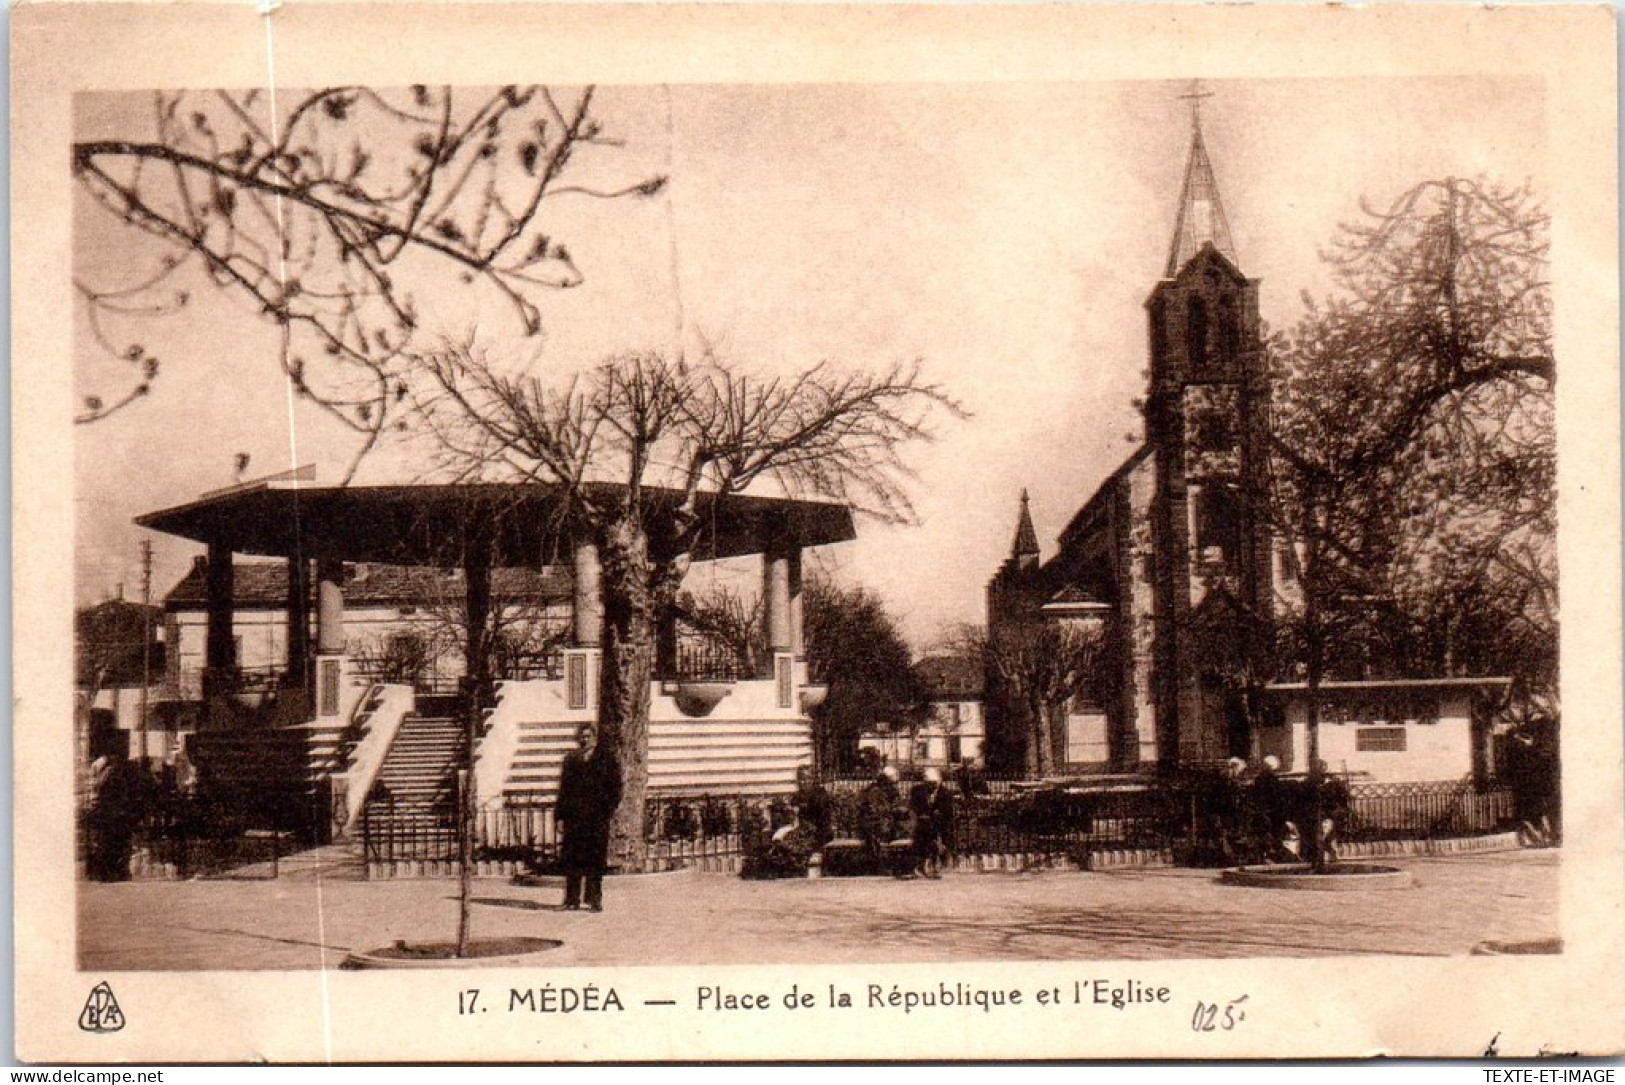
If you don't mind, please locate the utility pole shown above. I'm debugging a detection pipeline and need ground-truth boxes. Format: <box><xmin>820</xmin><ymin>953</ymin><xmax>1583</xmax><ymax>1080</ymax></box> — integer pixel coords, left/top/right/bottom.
<box><xmin>139</xmin><ymin>539</ymin><xmax>153</xmax><ymax>768</ymax></box>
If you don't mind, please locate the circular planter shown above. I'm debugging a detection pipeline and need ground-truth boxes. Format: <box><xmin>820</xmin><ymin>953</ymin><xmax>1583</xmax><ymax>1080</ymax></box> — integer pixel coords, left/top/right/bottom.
<box><xmin>799</xmin><ymin>684</ymin><xmax>829</xmax><ymax>712</ymax></box>
<box><xmin>672</xmin><ymin>681</ymin><xmax>732</xmax><ymax>717</ymax></box>
<box><xmin>1219</xmin><ymin>862</ymin><xmax>1416</xmax><ymax>891</ymax></box>
<box><xmin>342</xmin><ymin>936</ymin><xmax>563</xmax><ymax>969</ymax></box>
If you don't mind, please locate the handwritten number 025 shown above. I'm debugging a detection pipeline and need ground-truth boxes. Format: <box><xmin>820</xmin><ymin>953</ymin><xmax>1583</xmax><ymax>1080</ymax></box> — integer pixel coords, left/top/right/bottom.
<box><xmin>1192</xmin><ymin>997</ymin><xmax>1247</xmax><ymax>1032</ymax></box>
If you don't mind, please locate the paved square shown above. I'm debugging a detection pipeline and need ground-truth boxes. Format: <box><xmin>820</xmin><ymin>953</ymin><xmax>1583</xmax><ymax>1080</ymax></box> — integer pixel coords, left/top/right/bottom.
<box><xmin>77</xmin><ymin>849</ymin><xmax>1558</xmax><ymax>969</ymax></box>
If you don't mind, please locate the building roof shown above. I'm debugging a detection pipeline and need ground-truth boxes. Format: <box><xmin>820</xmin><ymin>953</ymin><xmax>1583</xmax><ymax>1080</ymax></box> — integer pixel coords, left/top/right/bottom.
<box><xmin>1165</xmin><ymin>113</ymin><xmax>1237</xmax><ymax>278</ymax></box>
<box><xmin>914</xmin><ymin>655</ymin><xmax>984</xmax><ymax>700</ymax></box>
<box><xmin>1056</xmin><ymin>444</ymin><xmax>1152</xmax><ymax>553</ymax></box>
<box><xmin>1040</xmin><ymin>585</ymin><xmax>1112</xmax><ymax>613</ymax></box>
<box><xmin>162</xmin><ymin>560</ymin><xmax>572</xmax><ymax>612</ymax></box>
<box><xmin>138</xmin><ymin>480</ymin><xmax>857</xmax><ymax>565</ymax></box>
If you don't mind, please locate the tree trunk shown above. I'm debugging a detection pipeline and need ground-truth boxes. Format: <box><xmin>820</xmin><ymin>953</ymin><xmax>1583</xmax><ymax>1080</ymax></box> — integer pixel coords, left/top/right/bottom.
<box><xmin>457</xmin><ymin>535</ymin><xmax>492</xmax><ymax>957</ymax></box>
<box><xmin>1027</xmin><ymin>692</ymin><xmax>1051</xmax><ymax>777</ymax></box>
<box><xmin>598</xmin><ymin>515</ymin><xmax>655</xmax><ymax>872</ymax></box>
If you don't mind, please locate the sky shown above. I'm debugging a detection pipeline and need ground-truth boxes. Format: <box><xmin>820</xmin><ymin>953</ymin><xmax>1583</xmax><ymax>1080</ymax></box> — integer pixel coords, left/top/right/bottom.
<box><xmin>73</xmin><ymin>76</ymin><xmax>1547</xmax><ymax>647</ymax></box>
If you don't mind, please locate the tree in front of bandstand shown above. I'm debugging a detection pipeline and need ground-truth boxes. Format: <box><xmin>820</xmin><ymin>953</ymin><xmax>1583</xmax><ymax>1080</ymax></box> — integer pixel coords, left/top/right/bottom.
<box><xmin>408</xmin><ymin>343</ymin><xmax>963</xmax><ymax>867</ymax></box>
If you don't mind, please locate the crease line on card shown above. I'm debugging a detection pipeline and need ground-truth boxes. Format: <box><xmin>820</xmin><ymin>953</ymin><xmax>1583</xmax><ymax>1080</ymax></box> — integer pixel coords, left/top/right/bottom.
<box><xmin>661</xmin><ymin>83</ymin><xmax>687</xmax><ymax>357</ymax></box>
<box><xmin>261</xmin><ymin>5</ymin><xmax>335</xmax><ymax>1066</ymax></box>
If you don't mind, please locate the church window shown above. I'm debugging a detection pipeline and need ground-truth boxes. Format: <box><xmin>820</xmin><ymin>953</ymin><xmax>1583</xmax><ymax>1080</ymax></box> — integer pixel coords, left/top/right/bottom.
<box><xmin>1150</xmin><ymin>299</ymin><xmax>1167</xmax><ymax>369</ymax></box>
<box><xmin>1186</xmin><ymin>297</ymin><xmax>1209</xmax><ymax>372</ymax></box>
<box><xmin>1194</xmin><ymin>486</ymin><xmax>1241</xmax><ymax>559</ymax></box>
<box><xmin>1218</xmin><ymin>295</ymin><xmax>1242</xmax><ymax>365</ymax></box>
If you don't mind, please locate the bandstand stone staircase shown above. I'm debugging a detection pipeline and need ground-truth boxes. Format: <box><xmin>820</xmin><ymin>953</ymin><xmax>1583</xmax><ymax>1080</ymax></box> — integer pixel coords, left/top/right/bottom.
<box><xmin>362</xmin><ymin>714</ymin><xmax>465</xmax><ymax>836</ymax></box>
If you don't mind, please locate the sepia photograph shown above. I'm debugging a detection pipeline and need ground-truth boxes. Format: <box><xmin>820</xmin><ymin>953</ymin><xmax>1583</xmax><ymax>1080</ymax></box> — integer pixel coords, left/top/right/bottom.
<box><xmin>14</xmin><ymin>1</ymin><xmax>1622</xmax><ymax>1063</ymax></box>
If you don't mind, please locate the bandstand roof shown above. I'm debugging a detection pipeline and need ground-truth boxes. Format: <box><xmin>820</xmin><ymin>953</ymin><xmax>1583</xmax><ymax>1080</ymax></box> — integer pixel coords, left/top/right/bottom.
<box><xmin>136</xmin><ymin>480</ymin><xmax>857</xmax><ymax>565</ymax></box>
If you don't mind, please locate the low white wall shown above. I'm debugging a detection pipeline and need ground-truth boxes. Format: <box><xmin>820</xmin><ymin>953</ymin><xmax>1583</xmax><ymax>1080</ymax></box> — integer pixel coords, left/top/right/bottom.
<box><xmin>481</xmin><ymin>675</ymin><xmax>814</xmax><ymax>805</ymax></box>
<box><xmin>1267</xmin><ymin>691</ymin><xmax>1477</xmax><ymax>783</ymax></box>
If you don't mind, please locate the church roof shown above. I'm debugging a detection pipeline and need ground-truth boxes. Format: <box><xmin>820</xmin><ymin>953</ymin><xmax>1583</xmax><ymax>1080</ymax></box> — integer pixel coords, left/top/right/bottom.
<box><xmin>1041</xmin><ymin>585</ymin><xmax>1112</xmax><ymax>613</ymax></box>
<box><xmin>1057</xmin><ymin>444</ymin><xmax>1153</xmax><ymax>552</ymax></box>
<box><xmin>1164</xmin><ymin>114</ymin><xmax>1237</xmax><ymax>278</ymax></box>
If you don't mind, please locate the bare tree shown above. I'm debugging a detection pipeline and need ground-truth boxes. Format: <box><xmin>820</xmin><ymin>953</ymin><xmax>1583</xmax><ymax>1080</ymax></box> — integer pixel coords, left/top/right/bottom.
<box><xmin>410</xmin><ymin>344</ymin><xmax>963</xmax><ymax>865</ymax></box>
<box><xmin>1268</xmin><ymin>177</ymin><xmax>1554</xmax><ymax>867</ymax></box>
<box><xmin>677</xmin><ymin>584</ymin><xmax>769</xmax><ymax>681</ymax></box>
<box><xmin>956</xmin><ymin>620</ymin><xmax>1116</xmax><ymax>776</ymax></box>
<box><xmin>74</xmin><ymin>86</ymin><xmax>665</xmax><ymax>474</ymax></box>
<box><xmin>346</xmin><ymin>566</ymin><xmax>572</xmax><ymax>689</ymax></box>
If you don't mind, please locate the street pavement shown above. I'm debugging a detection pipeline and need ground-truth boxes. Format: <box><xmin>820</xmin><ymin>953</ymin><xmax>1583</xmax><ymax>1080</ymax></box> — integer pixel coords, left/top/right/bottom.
<box><xmin>77</xmin><ymin>848</ymin><xmax>1558</xmax><ymax>970</ymax></box>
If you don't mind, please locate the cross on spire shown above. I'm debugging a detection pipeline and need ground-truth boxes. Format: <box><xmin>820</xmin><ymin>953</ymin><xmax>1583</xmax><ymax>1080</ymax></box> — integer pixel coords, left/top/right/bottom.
<box><xmin>1178</xmin><ymin>79</ymin><xmax>1214</xmax><ymax>127</ymax></box>
<box><xmin>1164</xmin><ymin>79</ymin><xmax>1237</xmax><ymax>278</ymax></box>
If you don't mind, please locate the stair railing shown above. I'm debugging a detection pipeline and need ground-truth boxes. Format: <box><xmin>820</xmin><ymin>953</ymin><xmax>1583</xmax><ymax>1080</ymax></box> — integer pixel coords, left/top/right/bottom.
<box><xmin>336</xmin><ymin>684</ymin><xmax>418</xmax><ymax>838</ymax></box>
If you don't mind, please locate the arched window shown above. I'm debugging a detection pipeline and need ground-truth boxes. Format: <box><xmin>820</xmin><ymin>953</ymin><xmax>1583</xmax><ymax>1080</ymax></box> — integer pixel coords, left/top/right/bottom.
<box><xmin>1195</xmin><ymin>485</ymin><xmax>1241</xmax><ymax>562</ymax></box>
<box><xmin>1218</xmin><ymin>295</ymin><xmax>1242</xmax><ymax>365</ymax></box>
<box><xmin>1186</xmin><ymin>296</ymin><xmax>1208</xmax><ymax>372</ymax></box>
<box><xmin>1149</xmin><ymin>298</ymin><xmax>1168</xmax><ymax>370</ymax></box>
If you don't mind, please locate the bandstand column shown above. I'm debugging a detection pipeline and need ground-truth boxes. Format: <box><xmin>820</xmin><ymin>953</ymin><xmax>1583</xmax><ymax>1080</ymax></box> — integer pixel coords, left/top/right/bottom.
<box><xmin>313</xmin><ymin>558</ymin><xmax>346</xmax><ymax>717</ymax></box>
<box><xmin>763</xmin><ymin>548</ymin><xmax>793</xmax><ymax>653</ymax></box>
<box><xmin>787</xmin><ymin>549</ymin><xmax>805</xmax><ymax>660</ymax></box>
<box><xmin>284</xmin><ymin>556</ymin><xmax>312</xmax><ymax>688</ymax></box>
<box><xmin>316</xmin><ymin>559</ymin><xmax>346</xmax><ymax>654</ymax></box>
<box><xmin>763</xmin><ymin>545</ymin><xmax>797</xmax><ymax>709</ymax></box>
<box><xmin>463</xmin><ymin>538</ymin><xmax>493</xmax><ymax>696</ymax></box>
<box><xmin>567</xmin><ymin>537</ymin><xmax>603</xmax><ymax>711</ymax></box>
<box><xmin>572</xmin><ymin>540</ymin><xmax>603</xmax><ymax>647</ymax></box>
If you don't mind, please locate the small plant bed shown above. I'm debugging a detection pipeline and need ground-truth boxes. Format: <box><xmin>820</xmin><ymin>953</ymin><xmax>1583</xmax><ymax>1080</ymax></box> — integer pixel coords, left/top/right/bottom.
<box><xmin>342</xmin><ymin>936</ymin><xmax>563</xmax><ymax>969</ymax></box>
<box><xmin>1219</xmin><ymin>863</ymin><xmax>1415</xmax><ymax>891</ymax></box>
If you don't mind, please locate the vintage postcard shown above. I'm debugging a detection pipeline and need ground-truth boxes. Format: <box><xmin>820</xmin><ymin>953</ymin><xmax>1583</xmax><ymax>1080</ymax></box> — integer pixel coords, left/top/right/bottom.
<box><xmin>13</xmin><ymin>1</ymin><xmax>1622</xmax><ymax>1064</ymax></box>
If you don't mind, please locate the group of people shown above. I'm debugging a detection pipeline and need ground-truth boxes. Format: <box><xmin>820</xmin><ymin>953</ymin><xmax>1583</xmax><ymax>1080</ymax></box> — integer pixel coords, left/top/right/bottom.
<box><xmin>1207</xmin><ymin>755</ymin><xmax>1351</xmax><ymax>865</ymax></box>
<box><xmin>858</xmin><ymin>764</ymin><xmax>955</xmax><ymax>878</ymax></box>
<box><xmin>83</xmin><ymin>745</ymin><xmax>200</xmax><ymax>882</ymax></box>
<box><xmin>743</xmin><ymin>764</ymin><xmax>958</xmax><ymax>880</ymax></box>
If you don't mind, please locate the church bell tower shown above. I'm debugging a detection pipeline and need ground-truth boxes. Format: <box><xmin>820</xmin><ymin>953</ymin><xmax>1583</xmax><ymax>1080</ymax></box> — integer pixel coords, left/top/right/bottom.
<box><xmin>1143</xmin><ymin>92</ymin><xmax>1273</xmax><ymax>766</ymax></box>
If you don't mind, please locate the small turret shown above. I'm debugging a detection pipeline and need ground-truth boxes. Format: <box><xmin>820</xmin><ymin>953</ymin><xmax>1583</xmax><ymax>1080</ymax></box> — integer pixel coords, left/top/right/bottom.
<box><xmin>1010</xmin><ymin>489</ymin><xmax>1040</xmax><ymax>568</ymax></box>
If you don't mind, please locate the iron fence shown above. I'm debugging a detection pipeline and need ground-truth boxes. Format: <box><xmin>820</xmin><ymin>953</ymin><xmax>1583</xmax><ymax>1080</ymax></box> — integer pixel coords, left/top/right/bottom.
<box><xmin>91</xmin><ymin>771</ymin><xmax>1522</xmax><ymax>881</ymax></box>
<box><xmin>1342</xmin><ymin>779</ymin><xmax>1517</xmax><ymax>841</ymax></box>
<box><xmin>357</xmin><ymin>792</ymin><xmax>784</xmax><ymax>873</ymax></box>
<box><xmin>80</xmin><ymin>796</ymin><xmax>299</xmax><ymax>882</ymax></box>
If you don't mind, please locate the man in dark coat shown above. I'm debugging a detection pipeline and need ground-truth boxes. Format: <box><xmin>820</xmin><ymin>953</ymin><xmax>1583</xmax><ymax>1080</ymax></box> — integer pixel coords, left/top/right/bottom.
<box><xmin>557</xmin><ymin>725</ymin><xmax>621</xmax><ymax>911</ymax></box>
<box><xmin>87</xmin><ymin>753</ymin><xmax>147</xmax><ymax>882</ymax></box>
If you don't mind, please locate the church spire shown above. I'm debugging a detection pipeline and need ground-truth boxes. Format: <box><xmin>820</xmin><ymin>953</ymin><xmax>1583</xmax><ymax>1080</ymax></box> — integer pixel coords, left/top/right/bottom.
<box><xmin>1011</xmin><ymin>489</ymin><xmax>1040</xmax><ymax>561</ymax></box>
<box><xmin>1164</xmin><ymin>83</ymin><xmax>1237</xmax><ymax>278</ymax></box>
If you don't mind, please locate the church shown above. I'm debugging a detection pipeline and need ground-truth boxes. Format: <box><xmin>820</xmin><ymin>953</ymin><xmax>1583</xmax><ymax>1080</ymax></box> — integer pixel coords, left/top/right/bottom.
<box><xmin>985</xmin><ymin>110</ymin><xmax>1500</xmax><ymax>783</ymax></box>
